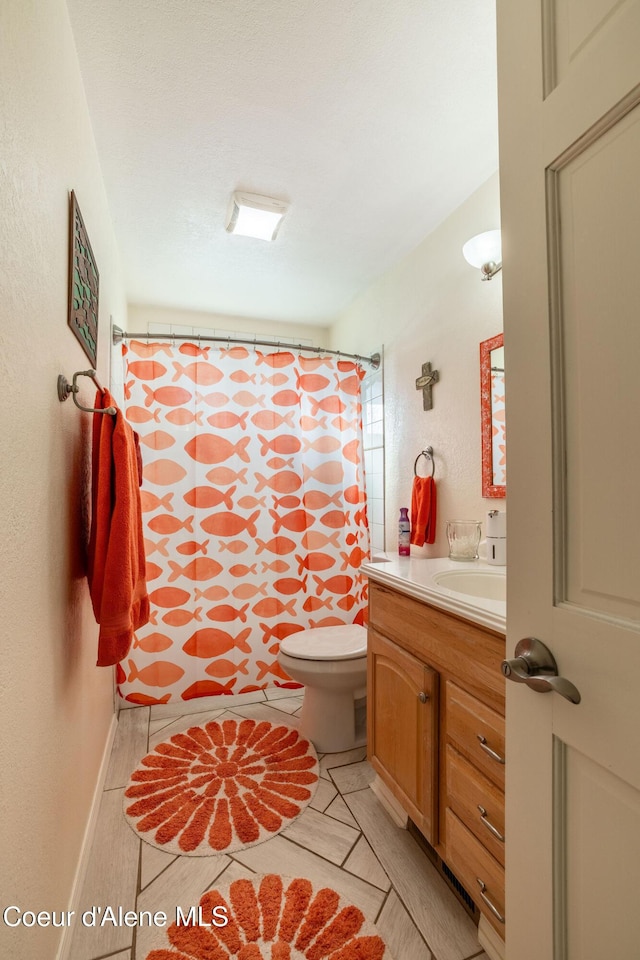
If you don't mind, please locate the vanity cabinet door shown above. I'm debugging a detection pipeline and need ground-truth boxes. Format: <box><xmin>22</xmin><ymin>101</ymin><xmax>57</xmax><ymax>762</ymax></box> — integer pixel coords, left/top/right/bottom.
<box><xmin>367</xmin><ymin>627</ymin><xmax>438</xmax><ymax>843</ymax></box>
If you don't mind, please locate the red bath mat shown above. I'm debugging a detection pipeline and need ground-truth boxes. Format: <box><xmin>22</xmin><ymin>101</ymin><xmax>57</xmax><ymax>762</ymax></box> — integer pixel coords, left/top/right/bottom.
<box><xmin>143</xmin><ymin>872</ymin><xmax>393</xmax><ymax>959</ymax></box>
<box><xmin>124</xmin><ymin>718</ymin><xmax>319</xmax><ymax>856</ymax></box>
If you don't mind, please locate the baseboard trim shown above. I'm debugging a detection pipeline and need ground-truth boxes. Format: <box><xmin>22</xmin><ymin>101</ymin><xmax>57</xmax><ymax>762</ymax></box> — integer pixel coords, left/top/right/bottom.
<box><xmin>369</xmin><ymin>773</ymin><xmax>410</xmax><ymax>828</ymax></box>
<box><xmin>55</xmin><ymin>712</ymin><xmax>118</xmax><ymax>960</ymax></box>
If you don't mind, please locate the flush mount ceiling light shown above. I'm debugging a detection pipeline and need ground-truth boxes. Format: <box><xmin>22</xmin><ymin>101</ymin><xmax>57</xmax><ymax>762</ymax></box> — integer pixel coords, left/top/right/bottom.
<box><xmin>226</xmin><ymin>191</ymin><xmax>288</xmax><ymax>241</ymax></box>
<box><xmin>463</xmin><ymin>229</ymin><xmax>502</xmax><ymax>280</ymax></box>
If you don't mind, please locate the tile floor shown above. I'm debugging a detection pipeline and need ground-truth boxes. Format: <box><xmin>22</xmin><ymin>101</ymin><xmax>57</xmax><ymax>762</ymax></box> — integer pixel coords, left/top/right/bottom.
<box><xmin>68</xmin><ymin>688</ymin><xmax>488</xmax><ymax>960</ymax></box>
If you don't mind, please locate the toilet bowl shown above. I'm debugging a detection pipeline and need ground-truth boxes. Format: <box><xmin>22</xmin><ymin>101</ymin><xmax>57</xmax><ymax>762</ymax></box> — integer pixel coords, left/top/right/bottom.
<box><xmin>277</xmin><ymin>624</ymin><xmax>368</xmax><ymax>753</ymax></box>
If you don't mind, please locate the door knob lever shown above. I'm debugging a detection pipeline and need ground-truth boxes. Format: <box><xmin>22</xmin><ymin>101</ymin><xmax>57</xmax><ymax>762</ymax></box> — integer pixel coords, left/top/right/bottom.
<box><xmin>502</xmin><ymin>637</ymin><xmax>581</xmax><ymax>704</ymax></box>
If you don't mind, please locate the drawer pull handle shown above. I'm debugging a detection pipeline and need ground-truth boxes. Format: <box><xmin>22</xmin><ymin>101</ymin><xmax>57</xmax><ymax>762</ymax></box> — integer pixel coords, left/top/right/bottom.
<box><xmin>476</xmin><ymin>879</ymin><xmax>505</xmax><ymax>924</ymax></box>
<box><xmin>477</xmin><ymin>734</ymin><xmax>505</xmax><ymax>765</ymax></box>
<box><xmin>477</xmin><ymin>805</ymin><xmax>505</xmax><ymax>842</ymax></box>
<box><xmin>418</xmin><ymin>691</ymin><xmax>429</xmax><ymax>703</ymax></box>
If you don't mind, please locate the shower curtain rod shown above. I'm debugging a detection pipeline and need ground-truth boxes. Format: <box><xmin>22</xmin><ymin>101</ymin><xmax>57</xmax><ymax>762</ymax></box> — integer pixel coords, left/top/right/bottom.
<box><xmin>112</xmin><ymin>325</ymin><xmax>380</xmax><ymax>369</ymax></box>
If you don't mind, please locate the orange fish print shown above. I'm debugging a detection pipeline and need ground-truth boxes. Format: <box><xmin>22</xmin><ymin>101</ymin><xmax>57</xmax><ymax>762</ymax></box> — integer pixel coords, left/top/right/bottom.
<box><xmin>218</xmin><ymin>540</ymin><xmax>249</xmax><ymax>554</ymax></box>
<box><xmin>205</xmin><ymin>658</ymin><xmax>250</xmax><ymax>678</ymax></box>
<box><xmin>139</xmin><ymin>430</ymin><xmax>175</xmax><ymax>451</ymax></box>
<box><xmin>162</xmin><ymin>607</ymin><xmax>203</xmax><ymax>626</ymax></box>
<box><xmin>172</xmin><ymin>361</ymin><xmax>223</xmax><ymax>385</ymax></box>
<box><xmin>303</xmin><ymin>596</ymin><xmax>334</xmax><ymax>612</ymax></box>
<box><xmin>272</xmin><ymin>494</ymin><xmax>300</xmax><ymax>509</ymax></box>
<box><xmin>354</xmin><ymin>507</ymin><xmax>368</xmax><ymax>527</ymax></box>
<box><xmin>259</xmin><ymin>372</ymin><xmax>289</xmax><ymax>387</ymax></box>
<box><xmin>294</xmin><ymin>370</ymin><xmax>330</xmax><ymax>392</ymax></box>
<box><xmin>133</xmin><ymin>632</ymin><xmax>173</xmax><ymax>653</ymax></box>
<box><xmin>142</xmin><ymin>384</ymin><xmax>193</xmax><ymax>408</ymax></box>
<box><xmin>182</xmin><ymin>627</ymin><xmax>251</xmax><ymax>658</ymax></box>
<box><xmin>168</xmin><ymin>557</ymin><xmax>223</xmax><ymax>582</ymax></box>
<box><xmin>302</xmin><ymin>436</ymin><xmax>342</xmax><ymax>455</ymax></box>
<box><xmin>252</xmin><ymin>597</ymin><xmax>297</xmax><ymax>618</ymax></box>
<box><xmin>194</xmin><ymin>585</ymin><xmax>230</xmax><ymax>601</ymax></box>
<box><xmin>129</xmin><ymin>340</ymin><xmax>172</xmax><ymax>358</ymax></box>
<box><xmin>273</xmin><ymin>576</ymin><xmax>308</xmax><ymax>595</ymax></box>
<box><xmin>320</xmin><ymin>509</ymin><xmax>350</xmax><ymax>529</ymax></box>
<box><xmin>123</xmin><ymin>380</ymin><xmax>134</xmax><ymax>400</ymax></box>
<box><xmin>228</xmin><ymin>563</ymin><xmax>257</xmax><ymax>577</ymax></box>
<box><xmin>232</xmin><ymin>582</ymin><xmax>268</xmax><ymax>599</ymax></box>
<box><xmin>236</xmin><ymin>495</ymin><xmax>266</xmax><ymax>510</ymax></box>
<box><xmin>206</xmin><ymin>602</ymin><xmax>250</xmax><ymax>623</ymax></box>
<box><xmin>269</xmin><ymin>508</ymin><xmax>314</xmax><ymax>534</ymax></box>
<box><xmin>295</xmin><ymin>552</ymin><xmax>336</xmax><ymax>573</ymax></box>
<box><xmin>309</xmin><ymin>395</ymin><xmax>346</xmax><ymax>416</ymax></box>
<box><xmin>176</xmin><ymin>539</ymin><xmax>209</xmax><ymax>556</ymax></box>
<box><xmin>195</xmin><ymin>390</ymin><xmax>229</xmax><ymax>408</ymax></box>
<box><xmin>345</xmin><ymin>533</ymin><xmax>358</xmax><ymax>545</ymax></box>
<box><xmin>124</xmin><ymin>692</ymin><xmax>172</xmax><ymax>705</ymax></box>
<box><xmin>145</xmin><ymin>561</ymin><xmax>163</xmax><ymax>581</ymax></box>
<box><xmin>340</xmin><ymin>546</ymin><xmax>369</xmax><ymax>570</ymax></box>
<box><xmin>313</xmin><ymin>574</ymin><xmax>354</xmax><ymax>596</ymax></box>
<box><xmin>206</xmin><ymin>466</ymin><xmax>248</xmax><ymax>485</ymax></box>
<box><xmin>332</xmin><ymin>415</ymin><xmax>358</xmax><ymax>432</ymax></box>
<box><xmin>297</xmin><ymin>355</ymin><xmax>332</xmax><ymax>371</ymax></box>
<box><xmin>232</xmin><ymin>391</ymin><xmax>265</xmax><ymax>408</ymax></box>
<box><xmin>127</xmin><ymin>659</ymin><xmax>184</xmax><ymax>687</ymax></box>
<box><xmin>255</xmin><ymin>471</ymin><xmax>301</xmax><ymax>494</ymax></box>
<box><xmin>206</xmin><ymin>411</ymin><xmax>249</xmax><ymax>431</ymax></box>
<box><xmin>309</xmin><ymin>616</ymin><xmax>345</xmax><ymax>628</ymax></box>
<box><xmin>181</xmin><ymin>679</ymin><xmax>237</xmax><ymax>699</ymax></box>
<box><xmin>299</xmin><ymin>415</ymin><xmax>327</xmax><ymax>432</ymax></box>
<box><xmin>148</xmin><ymin>514</ymin><xmax>193</xmax><ymax>534</ymax></box>
<box><xmin>258</xmin><ymin>622</ymin><xmax>305</xmax><ymax>645</ymax></box>
<box><xmin>334</xmin><ymin>372</ymin><xmax>363</xmax><ymax>396</ymax></box>
<box><xmin>352</xmin><ymin>608</ymin><xmax>367</xmax><ymax>627</ymax></box>
<box><xmin>258</xmin><ymin>434</ymin><xmax>301</xmax><ymax>455</ymax></box>
<box><xmin>184</xmin><ymin>485</ymin><xmax>236</xmax><ymax>510</ymax></box>
<box><xmin>200</xmin><ymin>509</ymin><xmax>259</xmax><ymax>538</ymax></box>
<box><xmin>344</xmin><ymin>484</ymin><xmax>366</xmax><ymax>504</ymax></box>
<box><xmin>342</xmin><ymin>439</ymin><xmax>361</xmax><ymax>465</ymax></box>
<box><xmin>250</xmin><ymin>410</ymin><xmax>295</xmax><ymax>429</ymax></box>
<box><xmin>140</xmin><ymin>491</ymin><xmax>174</xmax><ymax>513</ymax></box>
<box><xmin>128</xmin><ymin>360</ymin><xmax>167</xmax><ymax>381</ymax></box>
<box><xmin>256</xmin><ymin>659</ymin><xmax>294</xmax><ymax>682</ymax></box>
<box><xmin>261</xmin><ymin>559</ymin><xmax>290</xmax><ymax>573</ymax></box>
<box><xmin>302</xmin><ymin>490</ymin><xmax>342</xmax><ymax>510</ymax></box>
<box><xmin>301</xmin><ymin>530</ymin><xmax>340</xmax><ymax>550</ymax></box>
<box><xmin>219</xmin><ymin>345</ymin><xmax>249</xmax><ymax>360</ymax></box>
<box><xmin>337</xmin><ymin>595</ymin><xmax>359</xmax><ymax>611</ymax></box>
<box><xmin>266</xmin><ymin>457</ymin><xmax>295</xmax><ymax>471</ymax></box>
<box><xmin>179</xmin><ymin>342</ymin><xmax>210</xmax><ymax>358</ymax></box>
<box><xmin>144</xmin><ymin>537</ymin><xmax>170</xmax><ymax>557</ymax></box>
<box><xmin>255</xmin><ymin>536</ymin><xmax>296</xmax><ymax>555</ymax></box>
<box><xmin>143</xmin><ymin>458</ymin><xmax>187</xmax><ymax>486</ymax></box>
<box><xmin>147</xmin><ymin>611</ymin><xmax>158</xmax><ymax>625</ymax></box>
<box><xmin>148</xmin><ymin>586</ymin><xmax>191</xmax><ymax>608</ymax></box>
<box><xmin>185</xmin><ymin>435</ymin><xmax>250</xmax><ymax>464</ymax></box>
<box><xmin>302</xmin><ymin>462</ymin><xmax>344</xmax><ymax>485</ymax></box>
<box><xmin>272</xmin><ymin>389</ymin><xmax>299</xmax><ymax>407</ymax></box>
<box><xmin>255</xmin><ymin>350</ymin><xmax>295</xmax><ymax>368</ymax></box>
<box><xmin>126</xmin><ymin>405</ymin><xmax>161</xmax><ymax>423</ymax></box>
<box><xmin>337</xmin><ymin>360</ymin><xmax>358</xmax><ymax>372</ymax></box>
<box><xmin>165</xmin><ymin>408</ymin><xmax>204</xmax><ymax>426</ymax></box>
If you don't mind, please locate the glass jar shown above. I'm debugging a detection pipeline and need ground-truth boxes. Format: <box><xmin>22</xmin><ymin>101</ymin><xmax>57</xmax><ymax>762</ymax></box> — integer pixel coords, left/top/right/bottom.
<box><xmin>446</xmin><ymin>520</ymin><xmax>482</xmax><ymax>561</ymax></box>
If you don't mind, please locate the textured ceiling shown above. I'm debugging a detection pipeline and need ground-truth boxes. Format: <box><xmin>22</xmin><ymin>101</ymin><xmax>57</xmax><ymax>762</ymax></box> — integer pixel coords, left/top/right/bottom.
<box><xmin>67</xmin><ymin>0</ymin><xmax>498</xmax><ymax>325</ymax></box>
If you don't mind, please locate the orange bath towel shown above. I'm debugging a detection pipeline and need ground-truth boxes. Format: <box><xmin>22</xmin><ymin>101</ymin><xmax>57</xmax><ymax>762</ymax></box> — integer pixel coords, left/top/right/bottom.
<box><xmin>88</xmin><ymin>389</ymin><xmax>149</xmax><ymax>666</ymax></box>
<box><xmin>410</xmin><ymin>476</ymin><xmax>437</xmax><ymax>546</ymax></box>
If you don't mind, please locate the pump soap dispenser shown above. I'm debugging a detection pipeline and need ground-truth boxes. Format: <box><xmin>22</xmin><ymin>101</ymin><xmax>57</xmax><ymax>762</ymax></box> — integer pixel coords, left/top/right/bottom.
<box><xmin>486</xmin><ymin>510</ymin><xmax>506</xmax><ymax>566</ymax></box>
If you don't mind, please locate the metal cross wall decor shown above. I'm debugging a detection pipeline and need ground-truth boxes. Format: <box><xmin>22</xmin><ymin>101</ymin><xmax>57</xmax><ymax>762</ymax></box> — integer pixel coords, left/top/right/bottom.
<box><xmin>415</xmin><ymin>361</ymin><xmax>439</xmax><ymax>410</ymax></box>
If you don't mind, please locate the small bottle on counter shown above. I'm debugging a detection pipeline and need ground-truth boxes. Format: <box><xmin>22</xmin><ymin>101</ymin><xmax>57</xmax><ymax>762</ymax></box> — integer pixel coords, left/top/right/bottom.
<box><xmin>398</xmin><ymin>507</ymin><xmax>411</xmax><ymax>556</ymax></box>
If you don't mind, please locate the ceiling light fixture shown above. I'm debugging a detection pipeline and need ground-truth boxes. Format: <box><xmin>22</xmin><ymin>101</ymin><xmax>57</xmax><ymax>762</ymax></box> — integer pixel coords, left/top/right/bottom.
<box><xmin>462</xmin><ymin>229</ymin><xmax>502</xmax><ymax>280</ymax></box>
<box><xmin>226</xmin><ymin>191</ymin><xmax>288</xmax><ymax>242</ymax></box>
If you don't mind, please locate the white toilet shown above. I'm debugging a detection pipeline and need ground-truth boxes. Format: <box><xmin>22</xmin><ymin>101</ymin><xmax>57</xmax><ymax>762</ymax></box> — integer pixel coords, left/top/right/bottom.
<box><xmin>277</xmin><ymin>624</ymin><xmax>368</xmax><ymax>753</ymax></box>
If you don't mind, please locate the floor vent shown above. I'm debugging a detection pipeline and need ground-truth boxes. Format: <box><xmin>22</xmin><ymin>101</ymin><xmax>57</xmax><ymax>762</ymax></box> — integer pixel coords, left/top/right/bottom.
<box><xmin>440</xmin><ymin>860</ymin><xmax>477</xmax><ymax>917</ymax></box>
<box><xmin>407</xmin><ymin>820</ymin><xmax>478</xmax><ymax>922</ymax></box>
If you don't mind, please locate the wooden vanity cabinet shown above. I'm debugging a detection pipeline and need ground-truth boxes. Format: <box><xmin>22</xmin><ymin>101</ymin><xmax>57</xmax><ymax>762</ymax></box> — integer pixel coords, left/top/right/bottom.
<box><xmin>367</xmin><ymin>580</ymin><xmax>506</xmax><ymax>935</ymax></box>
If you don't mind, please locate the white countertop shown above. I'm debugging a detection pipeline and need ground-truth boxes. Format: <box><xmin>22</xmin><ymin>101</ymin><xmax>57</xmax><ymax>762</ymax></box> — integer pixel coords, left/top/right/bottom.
<box><xmin>359</xmin><ymin>554</ymin><xmax>506</xmax><ymax>635</ymax></box>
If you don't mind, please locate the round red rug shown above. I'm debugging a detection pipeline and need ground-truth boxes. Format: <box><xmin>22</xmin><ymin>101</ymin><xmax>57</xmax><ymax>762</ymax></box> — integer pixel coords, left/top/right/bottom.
<box><xmin>124</xmin><ymin>718</ymin><xmax>319</xmax><ymax>856</ymax></box>
<box><xmin>143</xmin><ymin>873</ymin><xmax>393</xmax><ymax>959</ymax></box>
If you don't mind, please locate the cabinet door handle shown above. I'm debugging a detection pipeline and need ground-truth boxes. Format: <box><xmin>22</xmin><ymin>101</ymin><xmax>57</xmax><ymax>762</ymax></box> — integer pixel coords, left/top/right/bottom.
<box><xmin>418</xmin><ymin>691</ymin><xmax>429</xmax><ymax>703</ymax></box>
<box><xmin>476</xmin><ymin>734</ymin><xmax>505</xmax><ymax>765</ymax></box>
<box><xmin>477</xmin><ymin>805</ymin><xmax>505</xmax><ymax>842</ymax></box>
<box><xmin>476</xmin><ymin>879</ymin><xmax>505</xmax><ymax>923</ymax></box>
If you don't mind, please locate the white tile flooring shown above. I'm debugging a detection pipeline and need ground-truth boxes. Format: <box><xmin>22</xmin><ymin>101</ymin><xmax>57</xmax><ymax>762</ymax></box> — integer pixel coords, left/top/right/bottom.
<box><xmin>69</xmin><ymin>688</ymin><xmax>488</xmax><ymax>960</ymax></box>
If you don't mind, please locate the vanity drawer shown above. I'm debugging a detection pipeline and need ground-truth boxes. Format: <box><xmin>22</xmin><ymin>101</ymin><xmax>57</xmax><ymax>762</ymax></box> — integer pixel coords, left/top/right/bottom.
<box><xmin>445</xmin><ymin>681</ymin><xmax>505</xmax><ymax>789</ymax></box>
<box><xmin>445</xmin><ymin>744</ymin><xmax>505</xmax><ymax>866</ymax></box>
<box><xmin>445</xmin><ymin>807</ymin><xmax>505</xmax><ymax>934</ymax></box>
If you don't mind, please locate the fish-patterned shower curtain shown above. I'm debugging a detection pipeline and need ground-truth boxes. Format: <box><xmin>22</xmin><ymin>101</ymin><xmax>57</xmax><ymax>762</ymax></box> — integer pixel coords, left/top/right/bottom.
<box><xmin>117</xmin><ymin>339</ymin><xmax>370</xmax><ymax>705</ymax></box>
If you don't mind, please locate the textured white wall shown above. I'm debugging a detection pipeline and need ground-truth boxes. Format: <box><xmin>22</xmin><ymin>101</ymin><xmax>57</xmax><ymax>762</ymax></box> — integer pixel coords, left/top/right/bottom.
<box><xmin>330</xmin><ymin>173</ymin><xmax>505</xmax><ymax>556</ymax></box>
<box><xmin>0</xmin><ymin>2</ymin><xmax>127</xmax><ymax>957</ymax></box>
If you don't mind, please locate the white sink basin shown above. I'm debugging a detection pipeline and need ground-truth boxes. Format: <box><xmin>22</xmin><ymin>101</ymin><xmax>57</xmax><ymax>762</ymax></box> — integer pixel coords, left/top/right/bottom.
<box><xmin>432</xmin><ymin>568</ymin><xmax>506</xmax><ymax>601</ymax></box>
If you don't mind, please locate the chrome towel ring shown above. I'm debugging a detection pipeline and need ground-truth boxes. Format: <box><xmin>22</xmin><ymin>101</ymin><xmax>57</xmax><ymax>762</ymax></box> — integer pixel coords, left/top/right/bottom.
<box><xmin>414</xmin><ymin>446</ymin><xmax>435</xmax><ymax>478</ymax></box>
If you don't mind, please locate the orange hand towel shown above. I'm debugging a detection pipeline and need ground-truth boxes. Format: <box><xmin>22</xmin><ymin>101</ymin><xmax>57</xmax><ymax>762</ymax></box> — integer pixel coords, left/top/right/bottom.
<box><xmin>88</xmin><ymin>389</ymin><xmax>149</xmax><ymax>666</ymax></box>
<box><xmin>410</xmin><ymin>476</ymin><xmax>437</xmax><ymax>546</ymax></box>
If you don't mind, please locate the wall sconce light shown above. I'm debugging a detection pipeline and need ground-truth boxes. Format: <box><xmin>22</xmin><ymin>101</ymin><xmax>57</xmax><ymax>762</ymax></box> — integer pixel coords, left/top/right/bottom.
<box><xmin>462</xmin><ymin>229</ymin><xmax>502</xmax><ymax>280</ymax></box>
<box><xmin>226</xmin><ymin>191</ymin><xmax>289</xmax><ymax>241</ymax></box>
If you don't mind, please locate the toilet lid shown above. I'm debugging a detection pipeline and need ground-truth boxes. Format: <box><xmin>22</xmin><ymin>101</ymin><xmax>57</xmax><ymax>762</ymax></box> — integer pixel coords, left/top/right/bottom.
<box><xmin>279</xmin><ymin>625</ymin><xmax>367</xmax><ymax>661</ymax></box>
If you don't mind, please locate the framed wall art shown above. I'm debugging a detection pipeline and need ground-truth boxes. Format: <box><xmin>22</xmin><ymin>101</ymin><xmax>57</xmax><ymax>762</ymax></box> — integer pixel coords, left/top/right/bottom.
<box><xmin>68</xmin><ymin>190</ymin><xmax>99</xmax><ymax>367</ymax></box>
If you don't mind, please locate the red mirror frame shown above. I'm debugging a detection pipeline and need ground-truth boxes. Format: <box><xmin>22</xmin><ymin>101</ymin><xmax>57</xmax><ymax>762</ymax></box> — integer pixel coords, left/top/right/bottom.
<box><xmin>480</xmin><ymin>332</ymin><xmax>506</xmax><ymax>498</ymax></box>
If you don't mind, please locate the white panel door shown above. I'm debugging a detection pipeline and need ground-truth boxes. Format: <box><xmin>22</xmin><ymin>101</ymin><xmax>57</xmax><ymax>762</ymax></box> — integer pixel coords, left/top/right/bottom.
<box><xmin>496</xmin><ymin>1</ymin><xmax>640</xmax><ymax>957</ymax></box>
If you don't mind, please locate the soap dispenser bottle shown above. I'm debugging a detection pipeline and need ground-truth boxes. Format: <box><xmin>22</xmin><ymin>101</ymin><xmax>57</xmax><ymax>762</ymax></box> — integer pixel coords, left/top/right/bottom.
<box><xmin>398</xmin><ymin>508</ymin><xmax>411</xmax><ymax>556</ymax></box>
<box><xmin>486</xmin><ymin>509</ymin><xmax>506</xmax><ymax>565</ymax></box>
